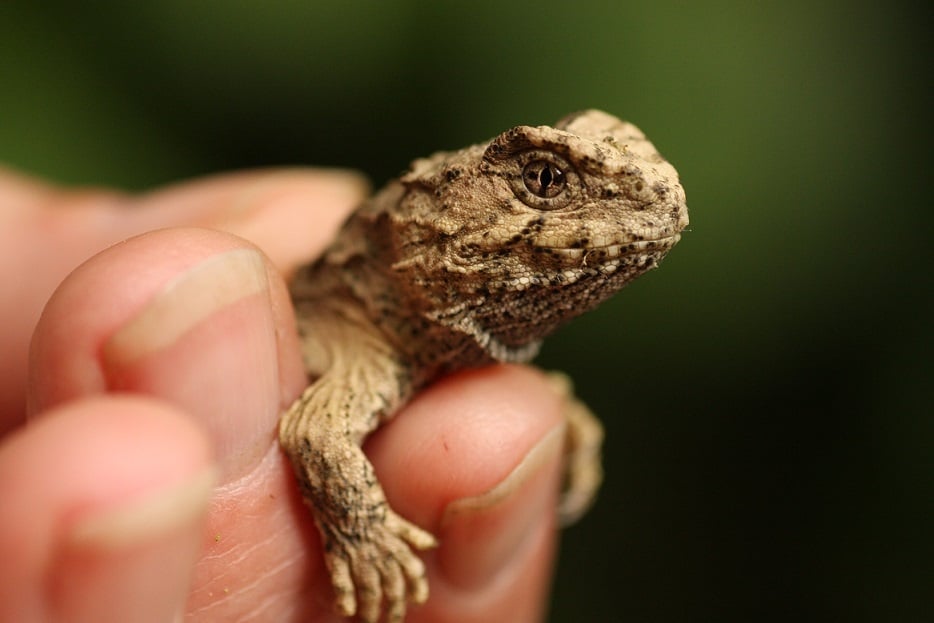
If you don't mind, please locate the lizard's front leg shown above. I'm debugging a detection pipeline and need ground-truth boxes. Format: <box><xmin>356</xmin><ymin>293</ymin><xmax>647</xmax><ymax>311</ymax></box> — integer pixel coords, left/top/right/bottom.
<box><xmin>279</xmin><ymin>306</ymin><xmax>436</xmax><ymax>623</ymax></box>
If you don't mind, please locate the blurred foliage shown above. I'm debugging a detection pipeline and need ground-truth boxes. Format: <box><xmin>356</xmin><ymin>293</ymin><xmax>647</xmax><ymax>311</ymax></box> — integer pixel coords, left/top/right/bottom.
<box><xmin>2</xmin><ymin>1</ymin><xmax>930</xmax><ymax>621</ymax></box>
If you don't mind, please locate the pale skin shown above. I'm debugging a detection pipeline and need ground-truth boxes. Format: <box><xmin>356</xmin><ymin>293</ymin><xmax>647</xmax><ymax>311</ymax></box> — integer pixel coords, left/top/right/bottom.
<box><xmin>0</xmin><ymin>166</ymin><xmax>568</xmax><ymax>622</ymax></box>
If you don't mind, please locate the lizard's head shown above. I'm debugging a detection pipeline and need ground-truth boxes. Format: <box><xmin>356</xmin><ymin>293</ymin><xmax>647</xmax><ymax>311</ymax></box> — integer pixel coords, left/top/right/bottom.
<box><xmin>394</xmin><ymin>109</ymin><xmax>689</xmax><ymax>352</ymax></box>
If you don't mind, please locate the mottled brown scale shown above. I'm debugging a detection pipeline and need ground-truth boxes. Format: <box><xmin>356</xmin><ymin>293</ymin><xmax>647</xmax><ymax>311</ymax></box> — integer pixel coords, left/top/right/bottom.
<box><xmin>280</xmin><ymin>110</ymin><xmax>688</xmax><ymax>622</ymax></box>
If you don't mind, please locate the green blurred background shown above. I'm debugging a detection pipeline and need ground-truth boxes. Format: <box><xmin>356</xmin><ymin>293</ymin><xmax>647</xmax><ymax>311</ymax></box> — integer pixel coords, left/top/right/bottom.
<box><xmin>2</xmin><ymin>2</ymin><xmax>929</xmax><ymax>621</ymax></box>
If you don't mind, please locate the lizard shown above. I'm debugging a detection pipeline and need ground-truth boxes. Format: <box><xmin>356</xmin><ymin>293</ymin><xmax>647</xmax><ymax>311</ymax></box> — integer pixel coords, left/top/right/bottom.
<box><xmin>279</xmin><ymin>109</ymin><xmax>689</xmax><ymax>622</ymax></box>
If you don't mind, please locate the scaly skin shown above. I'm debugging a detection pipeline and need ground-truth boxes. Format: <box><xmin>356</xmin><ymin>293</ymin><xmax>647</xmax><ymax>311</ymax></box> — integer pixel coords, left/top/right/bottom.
<box><xmin>280</xmin><ymin>110</ymin><xmax>689</xmax><ymax>622</ymax></box>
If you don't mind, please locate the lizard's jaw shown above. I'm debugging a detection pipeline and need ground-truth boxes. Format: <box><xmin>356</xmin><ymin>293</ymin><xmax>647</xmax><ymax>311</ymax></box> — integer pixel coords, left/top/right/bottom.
<box><xmin>547</xmin><ymin>233</ymin><xmax>681</xmax><ymax>265</ymax></box>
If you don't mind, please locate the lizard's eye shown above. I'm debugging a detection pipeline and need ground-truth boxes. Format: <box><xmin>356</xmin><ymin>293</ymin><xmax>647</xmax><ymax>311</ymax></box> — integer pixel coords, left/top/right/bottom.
<box><xmin>523</xmin><ymin>161</ymin><xmax>566</xmax><ymax>198</ymax></box>
<box><xmin>509</xmin><ymin>151</ymin><xmax>580</xmax><ymax>210</ymax></box>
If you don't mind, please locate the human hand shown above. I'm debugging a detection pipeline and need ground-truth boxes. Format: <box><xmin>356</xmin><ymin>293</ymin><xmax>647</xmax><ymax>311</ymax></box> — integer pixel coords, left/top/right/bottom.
<box><xmin>0</xmin><ymin>166</ymin><xmax>567</xmax><ymax>622</ymax></box>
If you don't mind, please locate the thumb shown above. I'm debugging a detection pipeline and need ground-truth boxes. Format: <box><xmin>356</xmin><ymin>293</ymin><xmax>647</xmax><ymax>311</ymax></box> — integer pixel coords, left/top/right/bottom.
<box><xmin>0</xmin><ymin>166</ymin><xmax>366</xmax><ymax>432</ymax></box>
<box><xmin>27</xmin><ymin>227</ymin><xmax>339</xmax><ymax>620</ymax></box>
<box><xmin>28</xmin><ymin>227</ymin><xmax>307</xmax><ymax>483</ymax></box>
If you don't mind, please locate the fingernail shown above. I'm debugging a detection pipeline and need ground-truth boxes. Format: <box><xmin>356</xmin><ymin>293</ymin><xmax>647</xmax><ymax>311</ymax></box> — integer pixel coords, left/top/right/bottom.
<box><xmin>69</xmin><ymin>466</ymin><xmax>217</xmax><ymax>549</ymax></box>
<box><xmin>439</xmin><ymin>423</ymin><xmax>565</xmax><ymax>588</ymax></box>
<box><xmin>103</xmin><ymin>248</ymin><xmax>269</xmax><ymax>367</ymax></box>
<box><xmin>100</xmin><ymin>247</ymin><xmax>281</xmax><ymax>482</ymax></box>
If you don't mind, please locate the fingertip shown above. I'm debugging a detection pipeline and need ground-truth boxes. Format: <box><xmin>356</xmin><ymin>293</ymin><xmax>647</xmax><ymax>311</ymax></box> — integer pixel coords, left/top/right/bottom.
<box><xmin>368</xmin><ymin>365</ymin><xmax>565</xmax><ymax>622</ymax></box>
<box><xmin>214</xmin><ymin>168</ymin><xmax>369</xmax><ymax>273</ymax></box>
<box><xmin>0</xmin><ymin>396</ymin><xmax>214</xmax><ymax>623</ymax></box>
<box><xmin>133</xmin><ymin>168</ymin><xmax>369</xmax><ymax>272</ymax></box>
<box><xmin>28</xmin><ymin>228</ymin><xmax>306</xmax><ymax>483</ymax></box>
<box><xmin>369</xmin><ymin>365</ymin><xmax>565</xmax><ymax>525</ymax></box>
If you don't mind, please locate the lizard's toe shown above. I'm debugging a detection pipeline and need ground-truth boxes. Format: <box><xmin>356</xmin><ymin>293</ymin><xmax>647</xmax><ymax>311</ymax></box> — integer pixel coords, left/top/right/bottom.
<box><xmin>324</xmin><ymin>516</ymin><xmax>435</xmax><ymax>622</ymax></box>
<box><xmin>397</xmin><ymin>550</ymin><xmax>428</xmax><ymax>605</ymax></box>
<box><xmin>381</xmin><ymin>558</ymin><xmax>407</xmax><ymax>623</ymax></box>
<box><xmin>328</xmin><ymin>555</ymin><xmax>357</xmax><ymax>617</ymax></box>
<box><xmin>353</xmin><ymin>552</ymin><xmax>383</xmax><ymax>623</ymax></box>
<box><xmin>388</xmin><ymin>511</ymin><xmax>438</xmax><ymax>551</ymax></box>
<box><xmin>385</xmin><ymin>511</ymin><xmax>433</xmax><ymax>604</ymax></box>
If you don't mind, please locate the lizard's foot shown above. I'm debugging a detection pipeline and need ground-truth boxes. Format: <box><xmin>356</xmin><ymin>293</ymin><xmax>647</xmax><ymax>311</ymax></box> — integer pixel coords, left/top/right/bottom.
<box><xmin>545</xmin><ymin>371</ymin><xmax>605</xmax><ymax>526</ymax></box>
<box><xmin>324</xmin><ymin>510</ymin><xmax>437</xmax><ymax>623</ymax></box>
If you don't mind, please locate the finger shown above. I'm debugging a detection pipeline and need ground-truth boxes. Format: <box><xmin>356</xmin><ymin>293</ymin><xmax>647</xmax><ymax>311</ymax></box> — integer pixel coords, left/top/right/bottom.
<box><xmin>130</xmin><ymin>168</ymin><xmax>369</xmax><ymax>272</ymax></box>
<box><xmin>1</xmin><ymin>166</ymin><xmax>367</xmax><ymax>432</ymax></box>
<box><xmin>27</xmin><ymin>227</ymin><xmax>339</xmax><ymax>621</ymax></box>
<box><xmin>0</xmin><ymin>395</ymin><xmax>214</xmax><ymax>623</ymax></box>
<box><xmin>29</xmin><ymin>227</ymin><xmax>307</xmax><ymax>483</ymax></box>
<box><xmin>366</xmin><ymin>365</ymin><xmax>566</xmax><ymax>623</ymax></box>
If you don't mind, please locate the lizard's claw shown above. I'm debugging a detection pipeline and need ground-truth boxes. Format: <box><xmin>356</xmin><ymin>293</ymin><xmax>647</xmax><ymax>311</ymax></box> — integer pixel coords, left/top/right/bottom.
<box><xmin>324</xmin><ymin>511</ymin><xmax>437</xmax><ymax>623</ymax></box>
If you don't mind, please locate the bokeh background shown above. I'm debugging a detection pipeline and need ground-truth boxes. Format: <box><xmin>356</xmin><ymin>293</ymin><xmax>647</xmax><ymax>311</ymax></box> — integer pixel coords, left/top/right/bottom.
<box><xmin>2</xmin><ymin>2</ymin><xmax>929</xmax><ymax>621</ymax></box>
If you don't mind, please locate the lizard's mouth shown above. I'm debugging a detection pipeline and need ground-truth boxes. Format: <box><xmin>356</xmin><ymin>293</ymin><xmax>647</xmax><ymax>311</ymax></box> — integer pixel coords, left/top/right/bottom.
<box><xmin>546</xmin><ymin>234</ymin><xmax>681</xmax><ymax>261</ymax></box>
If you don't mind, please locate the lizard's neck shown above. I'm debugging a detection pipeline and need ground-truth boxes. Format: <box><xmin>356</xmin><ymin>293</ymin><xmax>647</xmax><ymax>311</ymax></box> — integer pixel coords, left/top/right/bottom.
<box><xmin>293</xmin><ymin>258</ymin><xmax>540</xmax><ymax>385</ymax></box>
